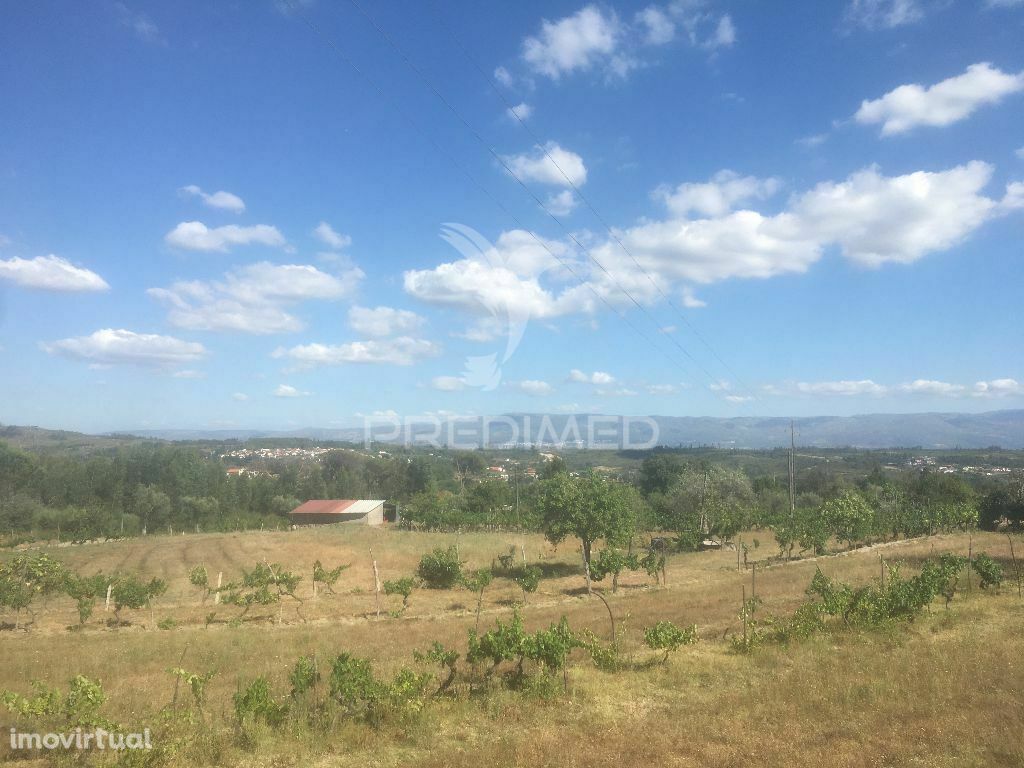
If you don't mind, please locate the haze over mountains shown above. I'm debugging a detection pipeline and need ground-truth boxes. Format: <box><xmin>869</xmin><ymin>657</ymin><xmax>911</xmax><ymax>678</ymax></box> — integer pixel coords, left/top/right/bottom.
<box><xmin>55</xmin><ymin>409</ymin><xmax>1024</xmax><ymax>450</ymax></box>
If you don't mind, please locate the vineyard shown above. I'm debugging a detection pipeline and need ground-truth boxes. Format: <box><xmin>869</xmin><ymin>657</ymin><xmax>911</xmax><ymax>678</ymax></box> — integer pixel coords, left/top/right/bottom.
<box><xmin>1</xmin><ymin>526</ymin><xmax>1022</xmax><ymax>767</ymax></box>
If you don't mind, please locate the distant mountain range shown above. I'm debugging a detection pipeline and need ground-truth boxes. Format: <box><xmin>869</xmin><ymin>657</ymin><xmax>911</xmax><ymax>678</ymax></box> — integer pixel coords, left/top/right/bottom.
<box><xmin>91</xmin><ymin>409</ymin><xmax>1024</xmax><ymax>450</ymax></box>
<box><xmin>4</xmin><ymin>410</ymin><xmax>1022</xmax><ymax>452</ymax></box>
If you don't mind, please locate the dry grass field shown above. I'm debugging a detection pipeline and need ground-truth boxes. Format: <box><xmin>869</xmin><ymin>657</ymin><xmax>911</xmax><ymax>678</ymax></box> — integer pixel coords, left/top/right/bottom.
<box><xmin>1</xmin><ymin>526</ymin><xmax>1022</xmax><ymax>767</ymax></box>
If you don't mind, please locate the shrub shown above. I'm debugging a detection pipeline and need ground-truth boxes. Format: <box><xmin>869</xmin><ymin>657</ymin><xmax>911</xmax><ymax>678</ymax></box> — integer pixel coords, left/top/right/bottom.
<box><xmin>413</xmin><ymin>642</ymin><xmax>459</xmax><ymax>694</ymax></box>
<box><xmin>416</xmin><ymin>546</ymin><xmax>463</xmax><ymax>589</ymax></box>
<box><xmin>110</xmin><ymin>574</ymin><xmax>167</xmax><ymax>624</ymax></box>
<box><xmin>383</xmin><ymin>576</ymin><xmax>415</xmax><ymax>615</ymax></box>
<box><xmin>512</xmin><ymin>565</ymin><xmax>542</xmax><ymax>600</ymax></box>
<box><xmin>168</xmin><ymin>667</ymin><xmax>215</xmax><ymax>711</ymax></box>
<box><xmin>289</xmin><ymin>655</ymin><xmax>320</xmax><ymax>698</ymax></box>
<box><xmin>328</xmin><ymin>653</ymin><xmax>380</xmax><ymax>716</ymax></box>
<box><xmin>643</xmin><ymin>620</ymin><xmax>697</xmax><ymax>662</ymax></box>
<box><xmin>1</xmin><ymin>675</ymin><xmax>112</xmax><ymax>729</ymax></box>
<box><xmin>64</xmin><ymin>572</ymin><xmax>108</xmax><ymax>626</ymax></box>
<box><xmin>972</xmin><ymin>553</ymin><xmax>1003</xmax><ymax>590</ymax></box>
<box><xmin>220</xmin><ymin>562</ymin><xmax>302</xmax><ymax>617</ymax></box>
<box><xmin>313</xmin><ymin>560</ymin><xmax>350</xmax><ymax>594</ymax></box>
<box><xmin>233</xmin><ymin>677</ymin><xmax>288</xmax><ymax>726</ymax></box>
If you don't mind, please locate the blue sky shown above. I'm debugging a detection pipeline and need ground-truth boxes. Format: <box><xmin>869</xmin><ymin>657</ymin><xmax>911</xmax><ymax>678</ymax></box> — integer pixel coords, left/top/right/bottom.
<box><xmin>1</xmin><ymin>0</ymin><xmax>1023</xmax><ymax>433</ymax></box>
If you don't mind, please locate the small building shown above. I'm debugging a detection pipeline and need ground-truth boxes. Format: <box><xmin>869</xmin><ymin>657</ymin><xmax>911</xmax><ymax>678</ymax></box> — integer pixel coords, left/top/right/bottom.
<box><xmin>288</xmin><ymin>499</ymin><xmax>386</xmax><ymax>527</ymax></box>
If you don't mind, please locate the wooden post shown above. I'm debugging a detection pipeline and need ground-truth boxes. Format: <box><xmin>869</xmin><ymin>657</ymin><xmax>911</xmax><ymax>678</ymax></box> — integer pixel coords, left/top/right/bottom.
<box><xmin>312</xmin><ymin>567</ymin><xmax>317</xmax><ymax>601</ymax></box>
<box><xmin>104</xmin><ymin>584</ymin><xmax>112</xmax><ymax>613</ymax></box>
<box><xmin>967</xmin><ymin>535</ymin><xmax>973</xmax><ymax>595</ymax></box>
<box><xmin>214</xmin><ymin>572</ymin><xmax>222</xmax><ymax>604</ymax></box>
<box><xmin>742</xmin><ymin>585</ymin><xmax>747</xmax><ymax>647</ymax></box>
<box><xmin>1007</xmin><ymin>534</ymin><xmax>1022</xmax><ymax>599</ymax></box>
<box><xmin>371</xmin><ymin>549</ymin><xmax>382</xmax><ymax>619</ymax></box>
<box><xmin>880</xmin><ymin>555</ymin><xmax>885</xmax><ymax>588</ymax></box>
<box><xmin>737</xmin><ymin>538</ymin><xmax>741</xmax><ymax>571</ymax></box>
<box><xmin>751</xmin><ymin>561</ymin><xmax>756</xmax><ymax>601</ymax></box>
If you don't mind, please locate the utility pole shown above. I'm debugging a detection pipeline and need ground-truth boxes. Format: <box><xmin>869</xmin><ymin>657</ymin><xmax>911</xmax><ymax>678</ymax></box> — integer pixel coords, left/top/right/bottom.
<box><xmin>789</xmin><ymin>420</ymin><xmax>796</xmax><ymax>516</ymax></box>
<box><xmin>514</xmin><ymin>459</ymin><xmax>520</xmax><ymax>528</ymax></box>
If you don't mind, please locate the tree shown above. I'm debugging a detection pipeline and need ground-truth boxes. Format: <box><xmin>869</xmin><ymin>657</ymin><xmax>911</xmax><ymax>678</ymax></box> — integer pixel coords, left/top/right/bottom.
<box><xmin>638</xmin><ymin>454</ymin><xmax>683</xmax><ymax>497</ymax></box>
<box><xmin>0</xmin><ymin>554</ymin><xmax>69</xmax><ymax>628</ymax></box>
<box><xmin>537</xmin><ymin>473</ymin><xmax>636</xmax><ymax>591</ymax></box>
<box><xmin>655</xmin><ymin>466</ymin><xmax>755</xmax><ymax>547</ymax></box>
<box><xmin>820</xmin><ymin>491</ymin><xmax>875</xmax><ymax>548</ymax></box>
<box><xmin>110</xmin><ymin>574</ymin><xmax>167</xmax><ymax>625</ymax></box>
<box><xmin>130</xmin><ymin>485</ymin><xmax>171</xmax><ymax>534</ymax></box>
<box><xmin>539</xmin><ymin>456</ymin><xmax>567</xmax><ymax>480</ymax></box>
<box><xmin>416</xmin><ymin>547</ymin><xmax>463</xmax><ymax>589</ymax></box>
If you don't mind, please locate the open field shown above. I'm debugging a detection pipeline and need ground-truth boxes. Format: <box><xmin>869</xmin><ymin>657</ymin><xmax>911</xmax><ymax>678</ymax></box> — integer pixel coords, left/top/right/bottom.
<box><xmin>1</xmin><ymin>527</ymin><xmax>1022</xmax><ymax>767</ymax></box>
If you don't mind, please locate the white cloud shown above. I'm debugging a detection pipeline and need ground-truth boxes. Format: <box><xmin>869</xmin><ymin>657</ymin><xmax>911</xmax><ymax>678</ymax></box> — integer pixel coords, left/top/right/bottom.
<box><xmin>844</xmin><ymin>0</ymin><xmax>924</xmax><ymax>30</ymax></box>
<box><xmin>789</xmin><ymin>161</ymin><xmax>998</xmax><ymax>266</ymax></box>
<box><xmin>0</xmin><ymin>255</ymin><xmax>110</xmax><ymax>292</ymax></box>
<box><xmin>273</xmin><ymin>337</ymin><xmax>441</xmax><ymax>367</ymax></box>
<box><xmin>987</xmin><ymin>0</ymin><xmax>1024</xmax><ymax>7</ymax></box>
<box><xmin>647</xmin><ymin>384</ymin><xmax>676</xmax><ymax>394</ymax></box>
<box><xmin>655</xmin><ymin>170</ymin><xmax>780</xmax><ymax>217</ymax></box>
<box><xmin>973</xmin><ymin>378</ymin><xmax>1023</xmax><ymax>398</ymax></box>
<box><xmin>274</xmin><ymin>384</ymin><xmax>310</xmax><ymax>398</ymax></box>
<box><xmin>1017</xmin><ymin>147</ymin><xmax>1024</xmax><ymax>159</ymax></box>
<box><xmin>502</xmin><ymin>142</ymin><xmax>587</xmax><ymax>187</ymax></box>
<box><xmin>348</xmin><ymin>306</ymin><xmax>424</xmax><ymax>338</ymax></box>
<box><xmin>494</xmin><ymin>66</ymin><xmax>515</xmax><ymax>87</ymax></box>
<box><xmin>795</xmin><ymin>380</ymin><xmax>887</xmax><ymax>396</ymax></box>
<box><xmin>1001</xmin><ymin>181</ymin><xmax>1024</xmax><ymax>210</ymax></box>
<box><xmin>518</xmin><ymin>3</ymin><xmax>733</xmax><ymax>82</ymax></box>
<box><xmin>545</xmin><ymin>190</ymin><xmax>578</xmax><ymax>216</ymax></box>
<box><xmin>506</xmin><ymin>102</ymin><xmax>533</xmax><ymax>121</ymax></box>
<box><xmin>897</xmin><ymin>379</ymin><xmax>966</xmax><ymax>396</ymax></box>
<box><xmin>42</xmin><ymin>329</ymin><xmax>207</xmax><ymax>368</ymax></box>
<box><xmin>407</xmin><ymin>162</ymin><xmax>1017</xmax><ymax>330</ymax></box>
<box><xmin>705</xmin><ymin>15</ymin><xmax>736</xmax><ymax>49</ymax></box>
<box><xmin>516</xmin><ymin>379</ymin><xmax>554</xmax><ymax>396</ymax></box>
<box><xmin>165</xmin><ymin>221</ymin><xmax>286</xmax><ymax>252</ymax></box>
<box><xmin>180</xmin><ymin>185</ymin><xmax>245</xmax><ymax>213</ymax></box>
<box><xmin>596</xmin><ymin>387</ymin><xmax>638</xmax><ymax>397</ymax></box>
<box><xmin>431</xmin><ymin>375</ymin><xmax>466</xmax><ymax>391</ymax></box>
<box><xmin>725</xmin><ymin>394</ymin><xmax>753</xmax><ymax>403</ymax></box>
<box><xmin>636</xmin><ymin>6</ymin><xmax>675</xmax><ymax>45</ymax></box>
<box><xmin>114</xmin><ymin>2</ymin><xmax>164</xmax><ymax>44</ymax></box>
<box><xmin>403</xmin><ymin>229</ymin><xmax>583</xmax><ymax>320</ymax></box>
<box><xmin>172</xmin><ymin>369</ymin><xmax>206</xmax><ymax>380</ymax></box>
<box><xmin>569</xmin><ymin>369</ymin><xmax>615</xmax><ymax>384</ymax></box>
<box><xmin>681</xmin><ymin>286</ymin><xmax>706</xmax><ymax>308</ymax></box>
<box><xmin>796</xmin><ymin>133</ymin><xmax>829</xmax><ymax>149</ymax></box>
<box><xmin>149</xmin><ymin>261</ymin><xmax>363</xmax><ymax>334</ymax></box>
<box><xmin>522</xmin><ymin>5</ymin><xmax>621</xmax><ymax>79</ymax></box>
<box><xmin>708</xmin><ymin>381</ymin><xmax>731</xmax><ymax>391</ymax></box>
<box><xmin>231</xmin><ymin>392</ymin><xmax>249</xmax><ymax>401</ymax></box>
<box><xmin>855</xmin><ymin>63</ymin><xmax>1024</xmax><ymax>136</ymax></box>
<box><xmin>313</xmin><ymin>221</ymin><xmax>352</xmax><ymax>250</ymax></box>
<box><xmin>765</xmin><ymin>377</ymin><xmax>1021</xmax><ymax>399</ymax></box>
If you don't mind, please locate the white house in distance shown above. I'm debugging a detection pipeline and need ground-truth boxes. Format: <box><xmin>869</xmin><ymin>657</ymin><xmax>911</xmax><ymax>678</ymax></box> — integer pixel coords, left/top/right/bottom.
<box><xmin>288</xmin><ymin>499</ymin><xmax>386</xmax><ymax>526</ymax></box>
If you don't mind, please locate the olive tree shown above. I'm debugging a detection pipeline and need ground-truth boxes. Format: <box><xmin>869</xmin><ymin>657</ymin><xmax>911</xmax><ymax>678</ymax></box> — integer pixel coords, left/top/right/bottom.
<box><xmin>537</xmin><ymin>472</ymin><xmax>636</xmax><ymax>593</ymax></box>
